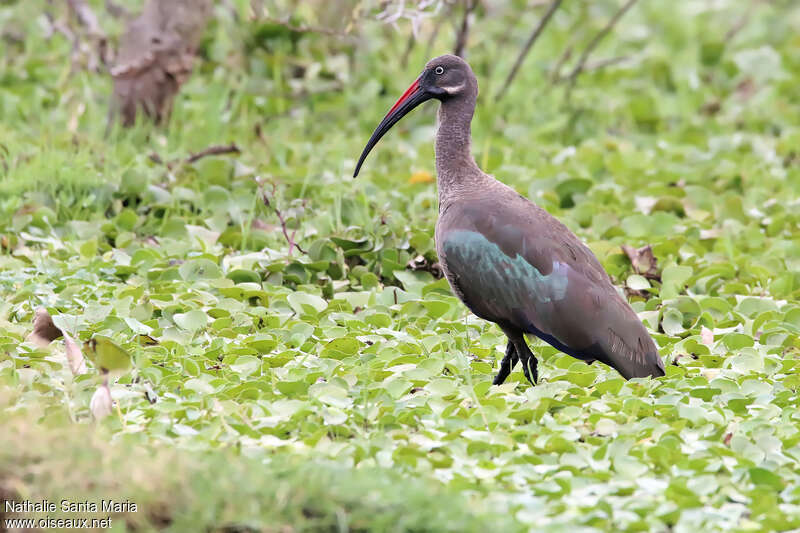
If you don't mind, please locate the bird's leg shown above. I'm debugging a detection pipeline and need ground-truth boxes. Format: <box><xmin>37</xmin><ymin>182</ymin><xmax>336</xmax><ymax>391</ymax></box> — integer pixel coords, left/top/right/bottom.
<box><xmin>493</xmin><ymin>340</ymin><xmax>518</xmax><ymax>385</ymax></box>
<box><xmin>512</xmin><ymin>338</ymin><xmax>538</xmax><ymax>385</ymax></box>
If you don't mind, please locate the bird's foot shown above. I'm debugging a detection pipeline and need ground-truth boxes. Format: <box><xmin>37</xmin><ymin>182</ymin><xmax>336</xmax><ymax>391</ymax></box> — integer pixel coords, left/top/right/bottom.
<box><xmin>492</xmin><ymin>340</ymin><xmax>518</xmax><ymax>385</ymax></box>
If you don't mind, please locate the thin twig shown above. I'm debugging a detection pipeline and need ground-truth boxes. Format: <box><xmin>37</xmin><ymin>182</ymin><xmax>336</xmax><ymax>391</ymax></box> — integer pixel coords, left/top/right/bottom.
<box><xmin>563</xmin><ymin>0</ymin><xmax>638</xmax><ymax>99</ymax></box>
<box><xmin>400</xmin><ymin>30</ymin><xmax>416</xmax><ymax>68</ymax></box>
<box><xmin>453</xmin><ymin>0</ymin><xmax>479</xmax><ymax>58</ymax></box>
<box><xmin>486</xmin><ymin>0</ymin><xmax>550</xmax><ymax>78</ymax></box>
<box><xmin>260</xmin><ymin>182</ymin><xmax>307</xmax><ymax>256</ymax></box>
<box><xmin>549</xmin><ymin>43</ymin><xmax>573</xmax><ymax>83</ymax></box>
<box><xmin>424</xmin><ymin>7</ymin><xmax>450</xmax><ymax>60</ymax></box>
<box><xmin>149</xmin><ymin>144</ymin><xmax>241</xmax><ymax>169</ymax></box>
<box><xmin>581</xmin><ymin>55</ymin><xmax>631</xmax><ymax>72</ymax></box>
<box><xmin>496</xmin><ymin>0</ymin><xmax>562</xmax><ymax>101</ymax></box>
<box><xmin>725</xmin><ymin>0</ymin><xmax>759</xmax><ymax>42</ymax></box>
<box><xmin>186</xmin><ymin>144</ymin><xmax>241</xmax><ymax>164</ymax></box>
<box><xmin>548</xmin><ymin>7</ymin><xmax>588</xmax><ymax>84</ymax></box>
<box><xmin>553</xmin><ymin>55</ymin><xmax>632</xmax><ymax>82</ymax></box>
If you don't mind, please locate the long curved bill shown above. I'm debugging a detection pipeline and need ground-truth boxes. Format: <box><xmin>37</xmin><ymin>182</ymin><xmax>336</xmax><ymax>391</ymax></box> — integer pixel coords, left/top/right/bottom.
<box><xmin>353</xmin><ymin>76</ymin><xmax>433</xmax><ymax>177</ymax></box>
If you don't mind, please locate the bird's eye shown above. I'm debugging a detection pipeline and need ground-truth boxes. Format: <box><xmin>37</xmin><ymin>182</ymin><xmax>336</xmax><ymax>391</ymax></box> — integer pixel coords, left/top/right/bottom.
<box><xmin>434</xmin><ymin>66</ymin><xmax>444</xmax><ymax>75</ymax></box>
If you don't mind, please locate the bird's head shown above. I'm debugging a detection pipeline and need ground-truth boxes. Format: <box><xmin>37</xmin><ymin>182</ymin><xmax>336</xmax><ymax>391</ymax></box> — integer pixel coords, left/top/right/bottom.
<box><xmin>353</xmin><ymin>54</ymin><xmax>477</xmax><ymax>177</ymax></box>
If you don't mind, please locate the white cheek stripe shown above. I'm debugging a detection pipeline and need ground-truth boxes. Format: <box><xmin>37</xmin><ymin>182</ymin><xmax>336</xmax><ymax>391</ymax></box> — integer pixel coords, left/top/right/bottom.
<box><xmin>442</xmin><ymin>83</ymin><xmax>465</xmax><ymax>94</ymax></box>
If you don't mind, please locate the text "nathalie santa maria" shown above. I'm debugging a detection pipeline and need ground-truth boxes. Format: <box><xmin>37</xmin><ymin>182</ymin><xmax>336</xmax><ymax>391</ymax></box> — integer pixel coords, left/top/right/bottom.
<box><xmin>5</xmin><ymin>499</ymin><xmax>137</xmax><ymax>513</ymax></box>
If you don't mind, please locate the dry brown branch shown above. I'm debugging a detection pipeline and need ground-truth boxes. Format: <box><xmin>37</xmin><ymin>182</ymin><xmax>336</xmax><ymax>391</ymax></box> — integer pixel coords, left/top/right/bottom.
<box><xmin>186</xmin><ymin>144</ymin><xmax>241</xmax><ymax>164</ymax></box>
<box><xmin>496</xmin><ymin>0</ymin><xmax>562</xmax><ymax>100</ymax></box>
<box><xmin>149</xmin><ymin>144</ymin><xmax>241</xmax><ymax>169</ymax></box>
<box><xmin>453</xmin><ymin>0</ymin><xmax>479</xmax><ymax>58</ymax></box>
<box><xmin>563</xmin><ymin>0</ymin><xmax>638</xmax><ymax>98</ymax></box>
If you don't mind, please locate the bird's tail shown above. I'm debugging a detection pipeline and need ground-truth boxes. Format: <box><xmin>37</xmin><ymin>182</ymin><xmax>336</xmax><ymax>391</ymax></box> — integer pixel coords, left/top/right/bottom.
<box><xmin>602</xmin><ymin>319</ymin><xmax>665</xmax><ymax>379</ymax></box>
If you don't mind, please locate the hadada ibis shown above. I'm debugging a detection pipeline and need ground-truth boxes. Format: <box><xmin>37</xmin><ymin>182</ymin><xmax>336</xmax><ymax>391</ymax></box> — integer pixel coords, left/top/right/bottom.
<box><xmin>354</xmin><ymin>55</ymin><xmax>665</xmax><ymax>385</ymax></box>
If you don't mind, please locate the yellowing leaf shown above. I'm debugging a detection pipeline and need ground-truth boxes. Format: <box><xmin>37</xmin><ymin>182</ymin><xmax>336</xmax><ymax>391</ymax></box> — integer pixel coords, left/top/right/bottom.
<box><xmin>84</xmin><ymin>336</ymin><xmax>132</xmax><ymax>373</ymax></box>
<box><xmin>408</xmin><ymin>170</ymin><xmax>434</xmax><ymax>184</ymax></box>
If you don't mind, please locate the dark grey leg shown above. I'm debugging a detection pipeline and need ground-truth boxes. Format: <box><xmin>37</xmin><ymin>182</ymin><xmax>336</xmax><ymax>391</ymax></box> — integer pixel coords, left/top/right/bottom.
<box><xmin>493</xmin><ymin>340</ymin><xmax>518</xmax><ymax>385</ymax></box>
<box><xmin>512</xmin><ymin>337</ymin><xmax>538</xmax><ymax>385</ymax></box>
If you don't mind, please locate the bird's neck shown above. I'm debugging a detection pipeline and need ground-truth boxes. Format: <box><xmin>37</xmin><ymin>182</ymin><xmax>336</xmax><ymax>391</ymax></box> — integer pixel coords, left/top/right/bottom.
<box><xmin>435</xmin><ymin>98</ymin><xmax>483</xmax><ymax>210</ymax></box>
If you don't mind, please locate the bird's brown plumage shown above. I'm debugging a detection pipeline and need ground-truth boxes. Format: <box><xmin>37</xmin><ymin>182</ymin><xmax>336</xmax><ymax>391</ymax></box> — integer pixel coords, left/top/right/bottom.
<box><xmin>356</xmin><ymin>54</ymin><xmax>665</xmax><ymax>384</ymax></box>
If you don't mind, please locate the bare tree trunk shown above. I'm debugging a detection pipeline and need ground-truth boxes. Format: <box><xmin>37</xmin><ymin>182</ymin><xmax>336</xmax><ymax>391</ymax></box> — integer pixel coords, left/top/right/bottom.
<box><xmin>110</xmin><ymin>0</ymin><xmax>212</xmax><ymax>127</ymax></box>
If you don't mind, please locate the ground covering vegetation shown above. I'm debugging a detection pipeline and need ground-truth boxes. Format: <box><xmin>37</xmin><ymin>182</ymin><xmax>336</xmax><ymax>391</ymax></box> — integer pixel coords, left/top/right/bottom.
<box><xmin>1</xmin><ymin>0</ymin><xmax>799</xmax><ymax>531</ymax></box>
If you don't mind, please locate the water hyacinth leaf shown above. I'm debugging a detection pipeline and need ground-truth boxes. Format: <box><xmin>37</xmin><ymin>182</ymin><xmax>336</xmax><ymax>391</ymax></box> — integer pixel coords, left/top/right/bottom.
<box><xmin>626</xmin><ymin>274</ymin><xmax>651</xmax><ymax>291</ymax></box>
<box><xmin>230</xmin><ymin>355</ymin><xmax>261</xmax><ymax>377</ymax></box>
<box><xmin>173</xmin><ymin>310</ymin><xmax>209</xmax><ymax>331</ymax></box>
<box><xmin>321</xmin><ymin>337</ymin><xmax>362</xmax><ymax>359</ymax></box>
<box><xmin>661</xmin><ymin>266</ymin><xmax>693</xmax><ymax>299</ymax></box>
<box><xmin>180</xmin><ymin>259</ymin><xmax>222</xmax><ymax>281</ymax></box>
<box><xmin>227</xmin><ymin>269</ymin><xmax>262</xmax><ymax>284</ymax></box>
<box><xmin>661</xmin><ymin>307</ymin><xmax>685</xmax><ymax>336</ymax></box>
<box><xmin>287</xmin><ymin>292</ymin><xmax>327</xmax><ymax>315</ymax></box>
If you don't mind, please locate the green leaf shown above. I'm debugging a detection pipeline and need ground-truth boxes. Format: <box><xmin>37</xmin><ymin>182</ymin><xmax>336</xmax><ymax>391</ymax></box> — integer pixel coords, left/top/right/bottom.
<box><xmin>661</xmin><ymin>265</ymin><xmax>693</xmax><ymax>299</ymax></box>
<box><xmin>749</xmin><ymin>468</ymin><xmax>785</xmax><ymax>490</ymax></box>
<box><xmin>180</xmin><ymin>259</ymin><xmax>222</xmax><ymax>281</ymax></box>
<box><xmin>227</xmin><ymin>269</ymin><xmax>262</xmax><ymax>284</ymax></box>
<box><xmin>287</xmin><ymin>292</ymin><xmax>327</xmax><ymax>315</ymax></box>
<box><xmin>173</xmin><ymin>310</ymin><xmax>209</xmax><ymax>331</ymax></box>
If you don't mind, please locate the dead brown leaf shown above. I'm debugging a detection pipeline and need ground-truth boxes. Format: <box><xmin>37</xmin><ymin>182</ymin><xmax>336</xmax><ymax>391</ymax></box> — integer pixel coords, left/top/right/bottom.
<box><xmin>26</xmin><ymin>307</ymin><xmax>63</xmax><ymax>348</ymax></box>
<box><xmin>621</xmin><ymin>244</ymin><xmax>660</xmax><ymax>280</ymax></box>
<box><xmin>700</xmin><ymin>100</ymin><xmax>721</xmax><ymax>116</ymax></box>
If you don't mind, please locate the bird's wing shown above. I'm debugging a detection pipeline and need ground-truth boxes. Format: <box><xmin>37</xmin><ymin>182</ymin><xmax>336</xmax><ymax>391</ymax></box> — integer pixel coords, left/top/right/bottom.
<box><xmin>438</xmin><ymin>196</ymin><xmax>664</xmax><ymax>379</ymax></box>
